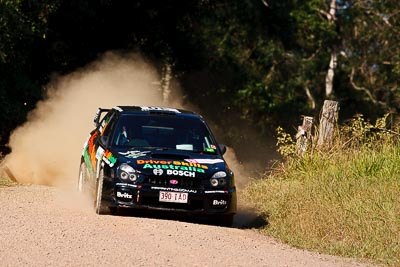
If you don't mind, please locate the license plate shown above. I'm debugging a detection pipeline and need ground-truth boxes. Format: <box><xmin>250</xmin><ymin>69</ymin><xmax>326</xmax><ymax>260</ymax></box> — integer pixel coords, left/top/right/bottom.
<box><xmin>159</xmin><ymin>191</ymin><xmax>188</xmax><ymax>203</ymax></box>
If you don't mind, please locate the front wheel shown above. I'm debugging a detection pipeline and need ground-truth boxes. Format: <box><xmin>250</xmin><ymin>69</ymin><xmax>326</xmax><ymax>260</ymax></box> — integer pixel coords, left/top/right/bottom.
<box><xmin>78</xmin><ymin>162</ymin><xmax>90</xmax><ymax>193</ymax></box>
<box><xmin>94</xmin><ymin>169</ymin><xmax>110</xmax><ymax>215</ymax></box>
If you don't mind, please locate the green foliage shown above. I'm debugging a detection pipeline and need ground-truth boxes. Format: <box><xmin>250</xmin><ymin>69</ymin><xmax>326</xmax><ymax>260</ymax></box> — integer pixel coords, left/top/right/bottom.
<box><xmin>276</xmin><ymin>126</ymin><xmax>296</xmax><ymax>158</ymax></box>
<box><xmin>290</xmin><ymin>0</ymin><xmax>337</xmax><ymax>52</ymax></box>
<box><xmin>337</xmin><ymin>0</ymin><xmax>400</xmax><ymax>109</ymax></box>
<box><xmin>1</xmin><ymin>0</ymin><xmax>400</xmax><ymax>146</ymax></box>
<box><xmin>245</xmin><ymin>114</ymin><xmax>400</xmax><ymax>266</ymax></box>
<box><xmin>341</xmin><ymin>113</ymin><xmax>397</xmax><ymax>150</ymax></box>
<box><xmin>0</xmin><ymin>0</ymin><xmax>60</xmax><ymax>141</ymax></box>
<box><xmin>0</xmin><ymin>153</ymin><xmax>15</xmax><ymax>186</ymax></box>
<box><xmin>0</xmin><ymin>0</ymin><xmax>57</xmax><ymax>65</ymax></box>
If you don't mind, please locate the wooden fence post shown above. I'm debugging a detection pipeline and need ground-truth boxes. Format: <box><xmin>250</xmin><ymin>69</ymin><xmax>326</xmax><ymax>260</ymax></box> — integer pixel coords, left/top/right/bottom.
<box><xmin>296</xmin><ymin>116</ymin><xmax>314</xmax><ymax>156</ymax></box>
<box><xmin>317</xmin><ymin>100</ymin><xmax>339</xmax><ymax>147</ymax></box>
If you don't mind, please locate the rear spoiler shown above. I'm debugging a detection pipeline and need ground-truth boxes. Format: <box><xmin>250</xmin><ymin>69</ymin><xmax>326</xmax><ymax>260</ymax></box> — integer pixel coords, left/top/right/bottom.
<box><xmin>93</xmin><ymin>108</ymin><xmax>111</xmax><ymax>127</ymax></box>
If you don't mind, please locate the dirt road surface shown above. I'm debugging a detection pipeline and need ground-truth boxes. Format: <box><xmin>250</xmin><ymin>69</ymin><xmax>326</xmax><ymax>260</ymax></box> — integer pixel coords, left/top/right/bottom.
<box><xmin>0</xmin><ymin>185</ymin><xmax>371</xmax><ymax>267</ymax></box>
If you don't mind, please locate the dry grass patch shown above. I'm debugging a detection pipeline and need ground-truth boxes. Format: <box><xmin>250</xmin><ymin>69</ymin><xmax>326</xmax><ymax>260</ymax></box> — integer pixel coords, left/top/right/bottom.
<box><xmin>244</xmin><ymin>115</ymin><xmax>400</xmax><ymax>266</ymax></box>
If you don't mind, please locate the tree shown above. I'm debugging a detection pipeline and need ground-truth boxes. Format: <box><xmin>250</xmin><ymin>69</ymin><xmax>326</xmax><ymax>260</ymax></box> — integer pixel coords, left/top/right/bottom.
<box><xmin>338</xmin><ymin>0</ymin><xmax>400</xmax><ymax>111</ymax></box>
<box><xmin>0</xmin><ymin>0</ymin><xmax>59</xmax><ymax>142</ymax></box>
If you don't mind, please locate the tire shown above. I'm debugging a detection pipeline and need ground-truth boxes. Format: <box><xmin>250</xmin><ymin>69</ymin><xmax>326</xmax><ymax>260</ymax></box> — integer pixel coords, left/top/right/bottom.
<box><xmin>94</xmin><ymin>169</ymin><xmax>110</xmax><ymax>215</ymax></box>
<box><xmin>78</xmin><ymin>162</ymin><xmax>90</xmax><ymax>193</ymax></box>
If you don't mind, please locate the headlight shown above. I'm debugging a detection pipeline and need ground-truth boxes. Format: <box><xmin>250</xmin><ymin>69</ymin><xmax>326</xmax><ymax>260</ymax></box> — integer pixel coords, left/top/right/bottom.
<box><xmin>210</xmin><ymin>171</ymin><xmax>227</xmax><ymax>187</ymax></box>
<box><xmin>120</xmin><ymin>163</ymin><xmax>135</xmax><ymax>173</ymax></box>
<box><xmin>212</xmin><ymin>171</ymin><xmax>227</xmax><ymax>178</ymax></box>
<box><xmin>119</xmin><ymin>163</ymin><xmax>137</xmax><ymax>182</ymax></box>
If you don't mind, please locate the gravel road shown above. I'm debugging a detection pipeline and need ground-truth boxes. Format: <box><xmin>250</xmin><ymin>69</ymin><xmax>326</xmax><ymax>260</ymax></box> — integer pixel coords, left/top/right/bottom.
<box><xmin>0</xmin><ymin>185</ymin><xmax>372</xmax><ymax>267</ymax></box>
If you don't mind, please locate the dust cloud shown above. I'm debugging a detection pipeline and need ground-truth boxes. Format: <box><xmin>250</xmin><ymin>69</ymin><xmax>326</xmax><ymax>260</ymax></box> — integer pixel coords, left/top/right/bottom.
<box><xmin>3</xmin><ymin>52</ymin><xmax>183</xmax><ymax>187</ymax></box>
<box><xmin>3</xmin><ymin>51</ymin><xmax>254</xmax><ymax>189</ymax></box>
<box><xmin>3</xmin><ymin>51</ymin><xmax>266</xmax><ymax>226</ymax></box>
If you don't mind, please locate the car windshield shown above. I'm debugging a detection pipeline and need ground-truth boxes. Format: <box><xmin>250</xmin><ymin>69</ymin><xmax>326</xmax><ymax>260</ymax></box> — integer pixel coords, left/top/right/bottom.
<box><xmin>112</xmin><ymin>114</ymin><xmax>218</xmax><ymax>153</ymax></box>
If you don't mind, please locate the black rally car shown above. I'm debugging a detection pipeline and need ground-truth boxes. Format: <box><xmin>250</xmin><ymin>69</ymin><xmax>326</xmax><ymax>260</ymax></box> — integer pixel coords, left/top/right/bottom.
<box><xmin>78</xmin><ymin>106</ymin><xmax>237</xmax><ymax>226</ymax></box>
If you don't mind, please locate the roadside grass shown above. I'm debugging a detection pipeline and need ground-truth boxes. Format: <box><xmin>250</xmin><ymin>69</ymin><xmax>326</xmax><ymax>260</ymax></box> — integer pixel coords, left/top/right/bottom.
<box><xmin>0</xmin><ymin>175</ymin><xmax>15</xmax><ymax>186</ymax></box>
<box><xmin>0</xmin><ymin>155</ymin><xmax>16</xmax><ymax>187</ymax></box>
<box><xmin>243</xmin><ymin>115</ymin><xmax>400</xmax><ymax>266</ymax></box>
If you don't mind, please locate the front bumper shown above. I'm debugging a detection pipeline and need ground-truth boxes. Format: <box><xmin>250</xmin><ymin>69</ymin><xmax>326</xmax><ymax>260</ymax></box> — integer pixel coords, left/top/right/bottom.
<box><xmin>101</xmin><ymin>178</ymin><xmax>237</xmax><ymax>215</ymax></box>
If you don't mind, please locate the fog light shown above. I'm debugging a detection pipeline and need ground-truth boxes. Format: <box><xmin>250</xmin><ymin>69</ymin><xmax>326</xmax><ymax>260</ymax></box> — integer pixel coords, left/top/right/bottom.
<box><xmin>129</xmin><ymin>173</ymin><xmax>137</xmax><ymax>182</ymax></box>
<box><xmin>120</xmin><ymin>171</ymin><xmax>129</xmax><ymax>180</ymax></box>
<box><xmin>210</xmin><ymin>178</ymin><xmax>219</xmax><ymax>187</ymax></box>
<box><xmin>218</xmin><ymin>178</ymin><xmax>226</xmax><ymax>186</ymax></box>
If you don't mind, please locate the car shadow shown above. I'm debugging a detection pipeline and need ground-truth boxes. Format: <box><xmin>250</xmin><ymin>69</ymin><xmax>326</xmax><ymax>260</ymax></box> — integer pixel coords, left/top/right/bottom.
<box><xmin>232</xmin><ymin>205</ymin><xmax>268</xmax><ymax>229</ymax></box>
<box><xmin>113</xmin><ymin>206</ymin><xmax>268</xmax><ymax>229</ymax></box>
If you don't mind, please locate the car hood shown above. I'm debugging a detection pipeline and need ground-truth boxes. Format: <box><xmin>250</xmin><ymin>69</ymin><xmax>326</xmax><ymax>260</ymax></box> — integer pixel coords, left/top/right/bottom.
<box><xmin>112</xmin><ymin>147</ymin><xmax>227</xmax><ymax>177</ymax></box>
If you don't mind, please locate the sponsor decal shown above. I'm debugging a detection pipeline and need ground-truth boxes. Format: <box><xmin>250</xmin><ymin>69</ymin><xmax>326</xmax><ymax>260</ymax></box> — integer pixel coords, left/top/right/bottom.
<box><xmin>119</xmin><ymin>150</ymin><xmax>150</xmax><ymax>159</ymax></box>
<box><xmin>88</xmin><ymin>132</ymin><xmax>98</xmax><ymax>169</ymax></box>
<box><xmin>169</xmin><ymin>179</ymin><xmax>178</xmax><ymax>185</ymax></box>
<box><xmin>212</xmin><ymin>199</ymin><xmax>227</xmax><ymax>206</ymax></box>
<box><xmin>83</xmin><ymin>132</ymin><xmax>98</xmax><ymax>176</ymax></box>
<box><xmin>185</xmin><ymin>159</ymin><xmax>224</xmax><ymax>164</ymax></box>
<box><xmin>141</xmin><ymin>106</ymin><xmax>180</xmax><ymax>113</ymax></box>
<box><xmin>117</xmin><ymin>191</ymin><xmax>133</xmax><ymax>199</ymax></box>
<box><xmin>96</xmin><ymin>146</ymin><xmax>105</xmax><ymax>160</ymax></box>
<box><xmin>99</xmin><ymin>117</ymin><xmax>110</xmax><ymax>135</ymax></box>
<box><xmin>204</xmin><ymin>190</ymin><xmax>228</xmax><ymax>194</ymax></box>
<box><xmin>151</xmin><ymin>186</ymin><xmax>197</xmax><ymax>194</ymax></box>
<box><xmin>153</xmin><ymin>169</ymin><xmax>163</xmax><ymax>176</ymax></box>
<box><xmin>205</xmin><ymin>148</ymin><xmax>215</xmax><ymax>153</ymax></box>
<box><xmin>116</xmin><ymin>183</ymin><xmax>137</xmax><ymax>188</ymax></box>
<box><xmin>82</xmin><ymin>134</ymin><xmax>91</xmax><ymax>153</ymax></box>
<box><xmin>137</xmin><ymin>159</ymin><xmax>208</xmax><ymax>173</ymax></box>
<box><xmin>83</xmin><ymin>150</ymin><xmax>94</xmax><ymax>176</ymax></box>
<box><xmin>166</xmin><ymin>169</ymin><xmax>195</xmax><ymax>177</ymax></box>
<box><xmin>103</xmin><ymin>150</ymin><xmax>117</xmax><ymax>167</ymax></box>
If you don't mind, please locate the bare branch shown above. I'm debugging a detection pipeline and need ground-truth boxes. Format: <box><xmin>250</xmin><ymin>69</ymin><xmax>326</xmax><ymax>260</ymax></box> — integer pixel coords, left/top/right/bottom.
<box><xmin>261</xmin><ymin>0</ymin><xmax>269</xmax><ymax>8</ymax></box>
<box><xmin>349</xmin><ymin>67</ymin><xmax>377</xmax><ymax>104</ymax></box>
<box><xmin>304</xmin><ymin>84</ymin><xmax>316</xmax><ymax>110</ymax></box>
<box><xmin>318</xmin><ymin>9</ymin><xmax>337</xmax><ymax>21</ymax></box>
<box><xmin>328</xmin><ymin>0</ymin><xmax>337</xmax><ymax>20</ymax></box>
<box><xmin>365</xmin><ymin>10</ymin><xmax>392</xmax><ymax>27</ymax></box>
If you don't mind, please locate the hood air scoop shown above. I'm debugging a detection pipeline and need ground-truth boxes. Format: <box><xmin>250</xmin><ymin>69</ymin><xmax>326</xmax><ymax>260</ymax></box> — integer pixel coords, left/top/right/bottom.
<box><xmin>151</xmin><ymin>153</ymin><xmax>188</xmax><ymax>160</ymax></box>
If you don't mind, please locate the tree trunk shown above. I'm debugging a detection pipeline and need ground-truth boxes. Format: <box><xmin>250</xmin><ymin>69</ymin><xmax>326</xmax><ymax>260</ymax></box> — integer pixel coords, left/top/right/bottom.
<box><xmin>325</xmin><ymin>50</ymin><xmax>337</xmax><ymax>96</ymax></box>
<box><xmin>161</xmin><ymin>63</ymin><xmax>172</xmax><ymax>104</ymax></box>
<box><xmin>317</xmin><ymin>100</ymin><xmax>339</xmax><ymax>147</ymax></box>
<box><xmin>325</xmin><ymin>0</ymin><xmax>337</xmax><ymax>97</ymax></box>
<box><xmin>296</xmin><ymin>116</ymin><xmax>314</xmax><ymax>156</ymax></box>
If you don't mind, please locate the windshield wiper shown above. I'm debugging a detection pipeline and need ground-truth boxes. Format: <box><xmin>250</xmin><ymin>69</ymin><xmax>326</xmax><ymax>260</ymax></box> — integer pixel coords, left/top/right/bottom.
<box><xmin>141</xmin><ymin>146</ymin><xmax>173</xmax><ymax>151</ymax></box>
<box><xmin>192</xmin><ymin>150</ymin><xmax>217</xmax><ymax>154</ymax></box>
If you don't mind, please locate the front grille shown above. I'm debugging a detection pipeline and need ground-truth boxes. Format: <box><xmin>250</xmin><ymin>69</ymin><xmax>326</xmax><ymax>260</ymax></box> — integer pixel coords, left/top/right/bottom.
<box><xmin>145</xmin><ymin>176</ymin><xmax>202</xmax><ymax>188</ymax></box>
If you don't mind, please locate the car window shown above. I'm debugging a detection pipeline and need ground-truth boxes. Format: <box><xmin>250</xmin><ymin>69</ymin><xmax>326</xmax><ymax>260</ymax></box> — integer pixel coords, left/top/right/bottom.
<box><xmin>112</xmin><ymin>114</ymin><xmax>218</xmax><ymax>153</ymax></box>
<box><xmin>99</xmin><ymin>111</ymin><xmax>116</xmax><ymax>137</ymax></box>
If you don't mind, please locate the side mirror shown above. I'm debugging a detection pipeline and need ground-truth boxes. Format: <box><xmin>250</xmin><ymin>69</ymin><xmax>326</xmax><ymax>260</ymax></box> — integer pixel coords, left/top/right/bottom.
<box><xmin>219</xmin><ymin>144</ymin><xmax>227</xmax><ymax>155</ymax></box>
<box><xmin>100</xmin><ymin>136</ymin><xmax>109</xmax><ymax>146</ymax></box>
